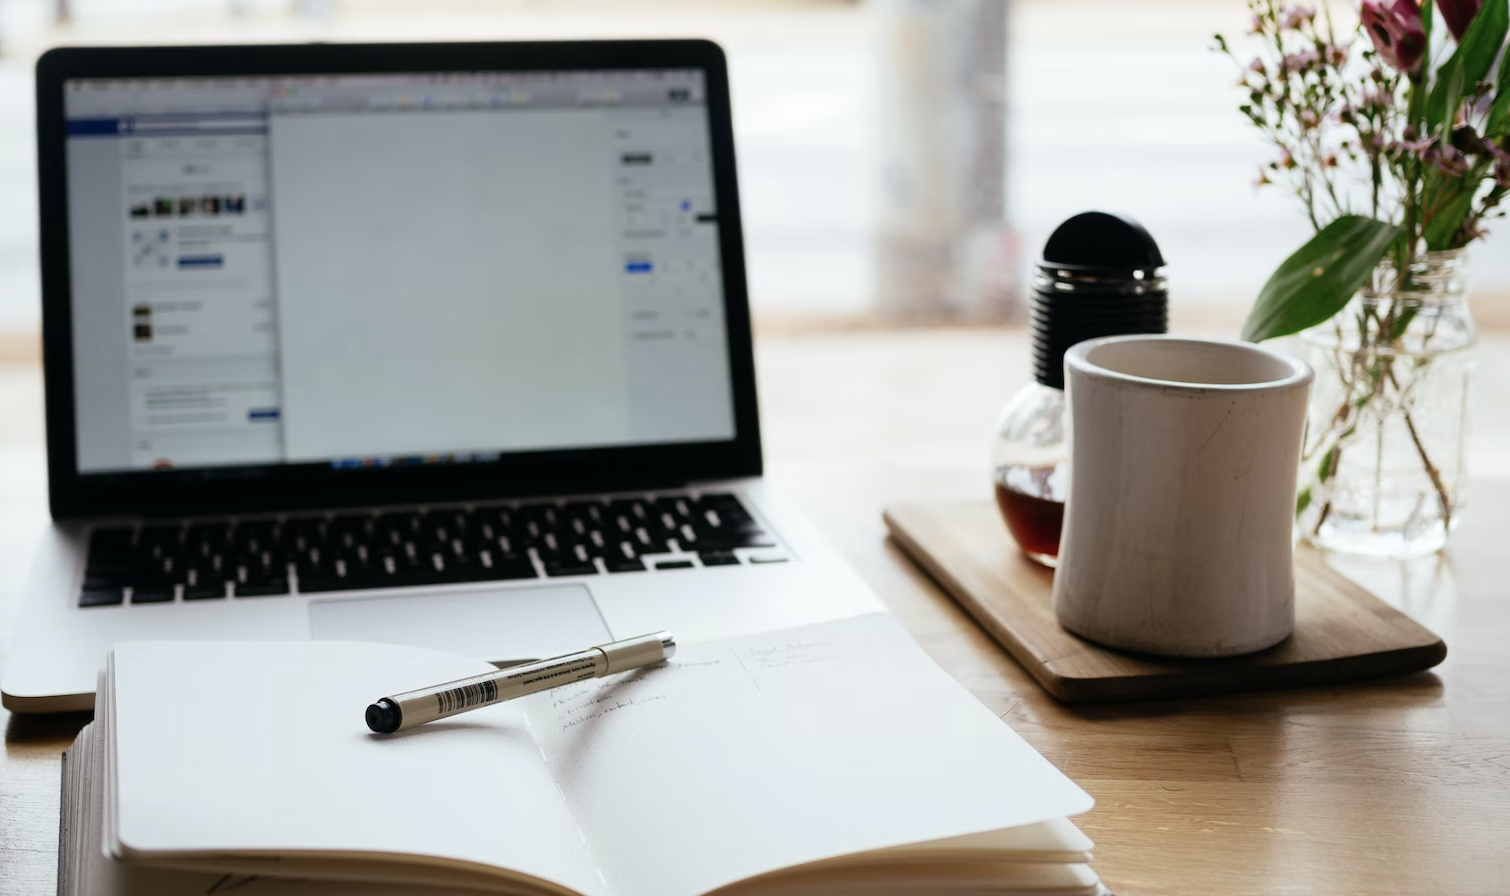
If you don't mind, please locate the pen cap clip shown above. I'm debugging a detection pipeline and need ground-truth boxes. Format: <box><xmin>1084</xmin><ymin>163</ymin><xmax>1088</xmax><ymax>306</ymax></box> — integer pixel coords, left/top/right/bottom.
<box><xmin>599</xmin><ymin>631</ymin><xmax>674</xmax><ymax>674</ymax></box>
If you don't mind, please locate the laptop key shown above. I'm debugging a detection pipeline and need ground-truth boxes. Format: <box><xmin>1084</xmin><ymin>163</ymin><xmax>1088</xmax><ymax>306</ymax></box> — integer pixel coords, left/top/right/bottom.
<box><xmin>130</xmin><ymin>585</ymin><xmax>175</xmax><ymax>604</ymax></box>
<box><xmin>298</xmin><ymin>573</ymin><xmax>382</xmax><ymax>594</ymax></box>
<box><xmin>699</xmin><ymin>551</ymin><xmax>740</xmax><ymax>567</ymax></box>
<box><xmin>183</xmin><ymin>582</ymin><xmax>227</xmax><ymax>600</ymax></box>
<box><xmin>692</xmin><ymin>530</ymin><xmax>777</xmax><ymax>551</ymax></box>
<box><xmin>84</xmin><ymin>557</ymin><xmax>133</xmax><ymax>577</ymax></box>
<box><xmin>544</xmin><ymin>558</ymin><xmax>597</xmax><ymax>577</ymax></box>
<box><xmin>604</xmin><ymin>556</ymin><xmax>646</xmax><ymax>573</ymax></box>
<box><xmin>654</xmin><ymin>560</ymin><xmax>695</xmax><ymax>571</ymax></box>
<box><xmin>79</xmin><ymin>587</ymin><xmax>124</xmax><ymax>607</ymax></box>
<box><xmin>234</xmin><ymin>579</ymin><xmax>290</xmax><ymax>598</ymax></box>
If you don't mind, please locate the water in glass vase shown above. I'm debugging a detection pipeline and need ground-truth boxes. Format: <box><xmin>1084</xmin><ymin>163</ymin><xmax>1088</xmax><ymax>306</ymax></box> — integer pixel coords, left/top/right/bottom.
<box><xmin>1294</xmin><ymin>252</ymin><xmax>1475</xmax><ymax>558</ymax></box>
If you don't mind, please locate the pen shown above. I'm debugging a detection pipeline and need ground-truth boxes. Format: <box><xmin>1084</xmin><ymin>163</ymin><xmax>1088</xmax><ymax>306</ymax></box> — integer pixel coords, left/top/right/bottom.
<box><xmin>365</xmin><ymin>631</ymin><xmax>676</xmax><ymax>734</ymax></box>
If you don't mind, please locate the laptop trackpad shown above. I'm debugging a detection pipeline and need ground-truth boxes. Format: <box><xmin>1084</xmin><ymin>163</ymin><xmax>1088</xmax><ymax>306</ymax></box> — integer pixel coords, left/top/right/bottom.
<box><xmin>307</xmin><ymin>585</ymin><xmax>612</xmax><ymax>664</ymax></box>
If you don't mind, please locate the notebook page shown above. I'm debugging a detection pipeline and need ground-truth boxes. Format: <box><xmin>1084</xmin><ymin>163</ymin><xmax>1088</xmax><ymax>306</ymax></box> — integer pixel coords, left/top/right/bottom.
<box><xmin>520</xmin><ymin>613</ymin><xmax>1094</xmax><ymax>896</ymax></box>
<box><xmin>109</xmin><ymin>640</ymin><xmax>605</xmax><ymax>896</ymax></box>
<box><xmin>71</xmin><ymin>719</ymin><xmax>534</xmax><ymax>896</ymax></box>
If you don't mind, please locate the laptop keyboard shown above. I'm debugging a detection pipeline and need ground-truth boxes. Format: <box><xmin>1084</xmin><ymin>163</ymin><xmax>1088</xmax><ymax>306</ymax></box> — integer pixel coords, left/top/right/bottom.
<box><xmin>77</xmin><ymin>491</ymin><xmax>783</xmax><ymax>607</ymax></box>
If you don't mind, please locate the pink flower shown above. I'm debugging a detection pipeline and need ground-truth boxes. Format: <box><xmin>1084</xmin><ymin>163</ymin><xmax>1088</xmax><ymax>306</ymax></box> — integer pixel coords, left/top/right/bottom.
<box><xmin>1438</xmin><ymin>0</ymin><xmax>1485</xmax><ymax>42</ymax></box>
<box><xmin>1282</xmin><ymin>5</ymin><xmax>1318</xmax><ymax>28</ymax></box>
<box><xmin>1361</xmin><ymin>0</ymin><xmax>1427</xmax><ymax>73</ymax></box>
<box><xmin>1492</xmin><ymin>140</ymin><xmax>1510</xmax><ymax>185</ymax></box>
<box><xmin>1434</xmin><ymin>145</ymin><xmax>1471</xmax><ymax>176</ymax></box>
<box><xmin>1281</xmin><ymin>49</ymin><xmax>1322</xmax><ymax>71</ymax></box>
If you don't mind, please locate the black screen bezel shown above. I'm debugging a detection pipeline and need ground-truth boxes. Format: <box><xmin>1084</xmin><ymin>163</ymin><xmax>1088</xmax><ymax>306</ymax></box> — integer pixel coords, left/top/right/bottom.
<box><xmin>37</xmin><ymin>40</ymin><xmax>761</xmax><ymax>520</ymax></box>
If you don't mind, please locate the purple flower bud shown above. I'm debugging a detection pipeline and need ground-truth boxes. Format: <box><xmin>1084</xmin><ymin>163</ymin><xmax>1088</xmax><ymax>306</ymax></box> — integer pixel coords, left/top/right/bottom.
<box><xmin>1438</xmin><ymin>0</ymin><xmax>1485</xmax><ymax>42</ymax></box>
<box><xmin>1451</xmin><ymin>125</ymin><xmax>1489</xmax><ymax>155</ymax></box>
<box><xmin>1434</xmin><ymin>145</ymin><xmax>1471</xmax><ymax>176</ymax></box>
<box><xmin>1361</xmin><ymin>0</ymin><xmax>1427</xmax><ymax>74</ymax></box>
<box><xmin>1282</xmin><ymin>49</ymin><xmax>1322</xmax><ymax>71</ymax></box>
<box><xmin>1282</xmin><ymin>5</ymin><xmax>1318</xmax><ymax>28</ymax></box>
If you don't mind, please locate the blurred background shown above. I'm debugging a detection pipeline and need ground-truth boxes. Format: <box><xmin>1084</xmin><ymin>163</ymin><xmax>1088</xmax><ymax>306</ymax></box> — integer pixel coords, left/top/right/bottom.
<box><xmin>0</xmin><ymin>0</ymin><xmax>1506</xmax><ymax>356</ymax></box>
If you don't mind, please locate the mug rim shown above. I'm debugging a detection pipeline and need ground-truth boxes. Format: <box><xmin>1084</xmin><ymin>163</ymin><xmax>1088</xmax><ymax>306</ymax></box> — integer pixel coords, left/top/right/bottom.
<box><xmin>1065</xmin><ymin>334</ymin><xmax>1313</xmax><ymax>393</ymax></box>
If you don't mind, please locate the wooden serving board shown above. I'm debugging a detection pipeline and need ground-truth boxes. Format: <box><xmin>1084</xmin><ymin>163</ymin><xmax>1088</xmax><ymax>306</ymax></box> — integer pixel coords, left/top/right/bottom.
<box><xmin>883</xmin><ymin>501</ymin><xmax>1447</xmax><ymax>703</ymax></box>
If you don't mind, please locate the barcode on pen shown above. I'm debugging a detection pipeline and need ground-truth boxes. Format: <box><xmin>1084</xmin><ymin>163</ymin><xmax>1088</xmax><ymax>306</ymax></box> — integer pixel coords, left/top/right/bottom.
<box><xmin>436</xmin><ymin>679</ymin><xmax>499</xmax><ymax>714</ymax></box>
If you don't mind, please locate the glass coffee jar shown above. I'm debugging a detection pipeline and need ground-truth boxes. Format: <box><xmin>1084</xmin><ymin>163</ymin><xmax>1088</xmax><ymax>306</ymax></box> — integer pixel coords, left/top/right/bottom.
<box><xmin>991</xmin><ymin>212</ymin><xmax>1168</xmax><ymax>567</ymax></box>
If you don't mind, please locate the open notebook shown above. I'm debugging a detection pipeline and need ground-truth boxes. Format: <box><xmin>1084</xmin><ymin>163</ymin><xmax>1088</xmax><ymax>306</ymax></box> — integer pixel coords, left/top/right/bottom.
<box><xmin>61</xmin><ymin>613</ymin><xmax>1105</xmax><ymax>896</ymax></box>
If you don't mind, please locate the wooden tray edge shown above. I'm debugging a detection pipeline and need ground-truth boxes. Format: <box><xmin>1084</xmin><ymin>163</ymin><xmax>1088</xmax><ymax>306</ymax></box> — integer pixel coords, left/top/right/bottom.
<box><xmin>882</xmin><ymin>502</ymin><xmax>1450</xmax><ymax>705</ymax></box>
<box><xmin>882</xmin><ymin>504</ymin><xmax>1075</xmax><ymax>699</ymax></box>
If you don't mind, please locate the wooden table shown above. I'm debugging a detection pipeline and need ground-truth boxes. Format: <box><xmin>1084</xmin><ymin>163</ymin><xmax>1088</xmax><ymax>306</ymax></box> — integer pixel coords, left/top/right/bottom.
<box><xmin>4</xmin><ymin>329</ymin><xmax>1510</xmax><ymax>895</ymax></box>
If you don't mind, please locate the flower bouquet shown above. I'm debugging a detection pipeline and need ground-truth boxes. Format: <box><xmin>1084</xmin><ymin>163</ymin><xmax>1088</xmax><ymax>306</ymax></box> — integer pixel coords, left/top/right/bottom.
<box><xmin>1216</xmin><ymin>0</ymin><xmax>1510</xmax><ymax>556</ymax></box>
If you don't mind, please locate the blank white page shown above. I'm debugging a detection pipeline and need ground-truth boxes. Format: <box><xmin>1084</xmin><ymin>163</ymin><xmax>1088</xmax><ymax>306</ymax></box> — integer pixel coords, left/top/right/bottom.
<box><xmin>268</xmin><ymin>109</ymin><xmax>630</xmax><ymax>461</ymax></box>
<box><xmin>109</xmin><ymin>640</ymin><xmax>605</xmax><ymax>896</ymax></box>
<box><xmin>520</xmin><ymin>613</ymin><xmax>1094</xmax><ymax>896</ymax></box>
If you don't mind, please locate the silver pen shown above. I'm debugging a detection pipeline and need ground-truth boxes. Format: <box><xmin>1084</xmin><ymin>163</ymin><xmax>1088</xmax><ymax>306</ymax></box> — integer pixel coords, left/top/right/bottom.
<box><xmin>365</xmin><ymin>631</ymin><xmax>676</xmax><ymax>734</ymax></box>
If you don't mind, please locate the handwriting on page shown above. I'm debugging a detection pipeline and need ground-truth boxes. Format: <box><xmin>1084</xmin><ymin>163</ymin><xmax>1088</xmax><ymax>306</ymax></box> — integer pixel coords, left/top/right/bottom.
<box><xmin>744</xmin><ymin>639</ymin><xmax>840</xmax><ymax>670</ymax></box>
<box><xmin>547</xmin><ymin>663</ymin><xmax>685</xmax><ymax>733</ymax></box>
<box><xmin>536</xmin><ymin>638</ymin><xmax>844</xmax><ymax>736</ymax></box>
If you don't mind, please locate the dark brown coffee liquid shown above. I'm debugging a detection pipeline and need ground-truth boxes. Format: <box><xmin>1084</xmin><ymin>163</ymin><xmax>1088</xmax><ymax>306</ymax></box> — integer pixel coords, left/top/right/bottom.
<box><xmin>993</xmin><ymin>463</ymin><xmax>1066</xmax><ymax>566</ymax></box>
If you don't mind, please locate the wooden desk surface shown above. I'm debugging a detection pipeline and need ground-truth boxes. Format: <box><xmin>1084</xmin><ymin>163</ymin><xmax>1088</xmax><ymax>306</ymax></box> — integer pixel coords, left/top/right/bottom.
<box><xmin>4</xmin><ymin>329</ymin><xmax>1510</xmax><ymax>895</ymax></box>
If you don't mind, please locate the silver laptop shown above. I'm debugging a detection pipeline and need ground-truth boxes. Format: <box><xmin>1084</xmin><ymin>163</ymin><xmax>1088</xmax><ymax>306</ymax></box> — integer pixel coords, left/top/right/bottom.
<box><xmin>2</xmin><ymin>41</ymin><xmax>882</xmax><ymax>713</ymax></box>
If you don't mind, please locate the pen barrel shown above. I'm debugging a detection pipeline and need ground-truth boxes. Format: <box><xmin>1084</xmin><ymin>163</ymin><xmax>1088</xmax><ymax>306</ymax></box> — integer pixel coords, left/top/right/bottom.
<box><xmin>389</xmin><ymin>649</ymin><xmax>606</xmax><ymax>730</ymax></box>
<box><xmin>372</xmin><ymin>632</ymin><xmax>675</xmax><ymax>733</ymax></box>
<box><xmin>598</xmin><ymin>632</ymin><xmax>674</xmax><ymax>674</ymax></box>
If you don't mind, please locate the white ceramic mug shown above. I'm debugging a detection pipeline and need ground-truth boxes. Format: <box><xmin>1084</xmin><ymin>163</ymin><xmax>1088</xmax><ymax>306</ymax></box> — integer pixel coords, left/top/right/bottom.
<box><xmin>1052</xmin><ymin>335</ymin><xmax>1313</xmax><ymax>658</ymax></box>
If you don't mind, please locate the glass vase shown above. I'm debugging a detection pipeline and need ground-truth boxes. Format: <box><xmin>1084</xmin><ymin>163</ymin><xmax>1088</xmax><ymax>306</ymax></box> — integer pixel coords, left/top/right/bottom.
<box><xmin>1295</xmin><ymin>249</ymin><xmax>1475</xmax><ymax>558</ymax></box>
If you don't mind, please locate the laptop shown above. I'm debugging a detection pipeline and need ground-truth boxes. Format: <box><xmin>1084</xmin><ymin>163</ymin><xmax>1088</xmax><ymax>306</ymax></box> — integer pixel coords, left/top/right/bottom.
<box><xmin>2</xmin><ymin>40</ymin><xmax>883</xmax><ymax>713</ymax></box>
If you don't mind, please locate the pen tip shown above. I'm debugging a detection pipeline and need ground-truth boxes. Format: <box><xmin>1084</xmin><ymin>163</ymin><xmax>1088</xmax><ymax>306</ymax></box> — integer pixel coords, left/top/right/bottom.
<box><xmin>366</xmin><ymin>699</ymin><xmax>402</xmax><ymax>734</ymax></box>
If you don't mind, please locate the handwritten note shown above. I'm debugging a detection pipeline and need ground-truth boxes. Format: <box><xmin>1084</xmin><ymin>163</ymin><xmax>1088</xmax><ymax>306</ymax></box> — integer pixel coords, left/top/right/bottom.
<box><xmin>516</xmin><ymin>612</ymin><xmax>1093</xmax><ymax>896</ymax></box>
<box><xmin>549</xmin><ymin>670</ymin><xmax>673</xmax><ymax>734</ymax></box>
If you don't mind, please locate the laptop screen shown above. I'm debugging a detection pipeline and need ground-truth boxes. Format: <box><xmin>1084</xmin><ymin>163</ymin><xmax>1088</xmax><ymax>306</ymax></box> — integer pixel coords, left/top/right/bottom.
<box><xmin>62</xmin><ymin>69</ymin><xmax>735</xmax><ymax>477</ymax></box>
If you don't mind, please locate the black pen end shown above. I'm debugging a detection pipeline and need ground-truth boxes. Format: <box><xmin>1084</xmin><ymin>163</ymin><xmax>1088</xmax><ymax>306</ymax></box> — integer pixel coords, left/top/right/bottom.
<box><xmin>366</xmin><ymin>698</ymin><xmax>402</xmax><ymax>734</ymax></box>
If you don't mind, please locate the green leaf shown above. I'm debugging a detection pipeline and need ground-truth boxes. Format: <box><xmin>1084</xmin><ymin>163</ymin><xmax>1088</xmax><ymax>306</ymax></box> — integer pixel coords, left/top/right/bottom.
<box><xmin>1489</xmin><ymin>27</ymin><xmax>1510</xmax><ymax>135</ymax></box>
<box><xmin>1430</xmin><ymin>56</ymin><xmax>1467</xmax><ymax>138</ymax></box>
<box><xmin>1241</xmin><ymin>216</ymin><xmax>1402</xmax><ymax>343</ymax></box>
<box><xmin>1489</xmin><ymin>87</ymin><xmax>1510</xmax><ymax>135</ymax></box>
<box><xmin>1425</xmin><ymin>182</ymin><xmax>1479</xmax><ymax>248</ymax></box>
<box><xmin>1426</xmin><ymin>0</ymin><xmax>1508</xmax><ymax>130</ymax></box>
<box><xmin>1318</xmin><ymin>444</ymin><xmax>1339</xmax><ymax>483</ymax></box>
<box><xmin>1410</xmin><ymin>0</ymin><xmax>1435</xmax><ymax>127</ymax></box>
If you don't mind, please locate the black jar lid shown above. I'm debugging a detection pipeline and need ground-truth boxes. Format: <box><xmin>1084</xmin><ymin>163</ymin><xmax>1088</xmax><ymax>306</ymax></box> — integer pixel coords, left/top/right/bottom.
<box><xmin>1031</xmin><ymin>211</ymin><xmax>1168</xmax><ymax>389</ymax></box>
